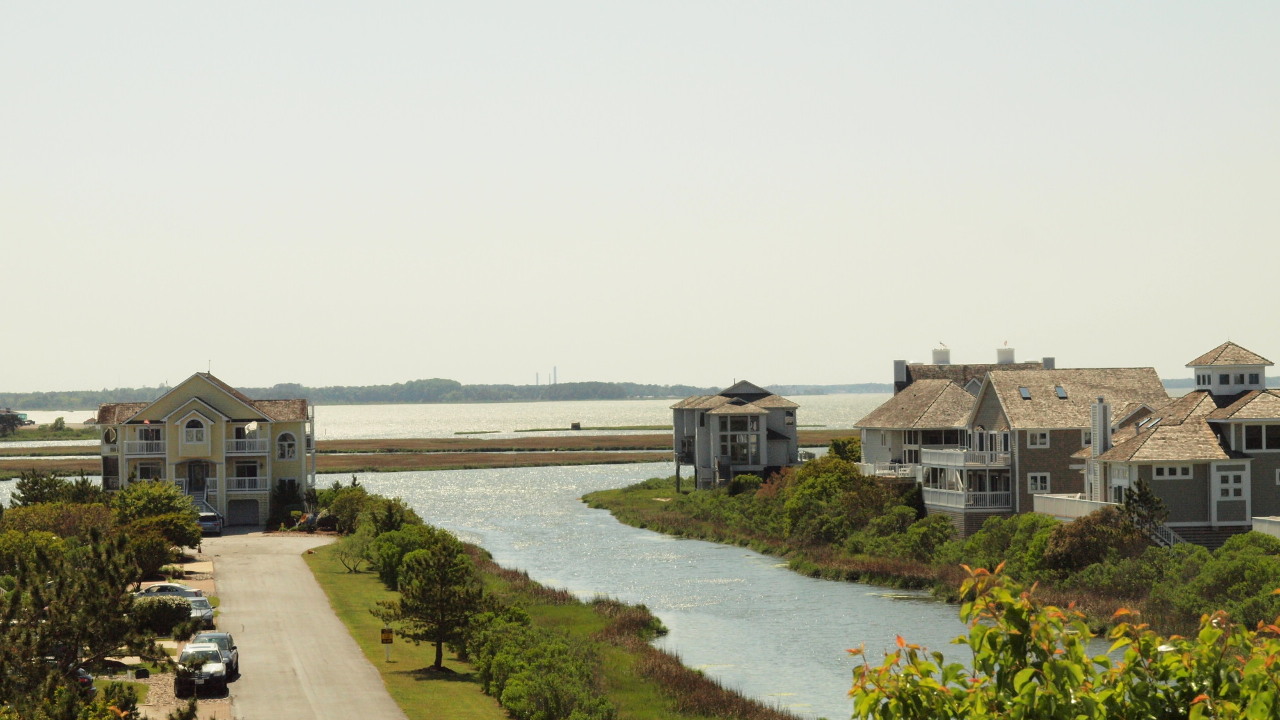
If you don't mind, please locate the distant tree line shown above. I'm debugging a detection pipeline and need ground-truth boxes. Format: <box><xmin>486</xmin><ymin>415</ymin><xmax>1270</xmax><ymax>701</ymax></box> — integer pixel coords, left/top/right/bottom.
<box><xmin>0</xmin><ymin>379</ymin><xmax>727</xmax><ymax>410</ymax></box>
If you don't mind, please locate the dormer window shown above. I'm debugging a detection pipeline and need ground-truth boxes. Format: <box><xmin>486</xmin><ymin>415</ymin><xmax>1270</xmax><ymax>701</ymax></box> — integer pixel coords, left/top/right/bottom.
<box><xmin>184</xmin><ymin>419</ymin><xmax>205</xmax><ymax>443</ymax></box>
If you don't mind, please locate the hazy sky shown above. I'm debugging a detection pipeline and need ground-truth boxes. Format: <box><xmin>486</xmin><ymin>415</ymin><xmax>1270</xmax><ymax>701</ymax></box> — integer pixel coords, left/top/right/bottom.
<box><xmin>4</xmin><ymin>3</ymin><xmax>1278</xmax><ymax>393</ymax></box>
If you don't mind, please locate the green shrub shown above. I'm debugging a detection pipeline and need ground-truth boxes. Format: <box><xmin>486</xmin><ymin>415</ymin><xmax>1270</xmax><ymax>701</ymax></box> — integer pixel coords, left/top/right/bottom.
<box><xmin>132</xmin><ymin>595</ymin><xmax>192</xmax><ymax>635</ymax></box>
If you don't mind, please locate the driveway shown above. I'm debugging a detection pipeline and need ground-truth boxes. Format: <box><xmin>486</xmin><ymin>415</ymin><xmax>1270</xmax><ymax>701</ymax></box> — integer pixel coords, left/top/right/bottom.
<box><xmin>202</xmin><ymin>531</ymin><xmax>409</xmax><ymax>720</ymax></box>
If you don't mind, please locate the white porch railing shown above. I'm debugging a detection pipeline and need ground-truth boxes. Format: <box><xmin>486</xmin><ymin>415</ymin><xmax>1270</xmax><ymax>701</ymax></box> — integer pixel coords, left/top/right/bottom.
<box><xmin>857</xmin><ymin>462</ymin><xmax>918</xmax><ymax>478</ymax></box>
<box><xmin>1253</xmin><ymin>517</ymin><xmax>1280</xmax><ymax>540</ymax></box>
<box><xmin>1032</xmin><ymin>493</ymin><xmax>1114</xmax><ymax>520</ymax></box>
<box><xmin>922</xmin><ymin>487</ymin><xmax>1012</xmax><ymax>509</ymax></box>
<box><xmin>227</xmin><ymin>476</ymin><xmax>269</xmax><ymax>492</ymax></box>
<box><xmin>226</xmin><ymin>438</ymin><xmax>270</xmax><ymax>454</ymax></box>
<box><xmin>920</xmin><ymin>449</ymin><xmax>1010</xmax><ymax>468</ymax></box>
<box><xmin>123</xmin><ymin>440</ymin><xmax>166</xmax><ymax>455</ymax></box>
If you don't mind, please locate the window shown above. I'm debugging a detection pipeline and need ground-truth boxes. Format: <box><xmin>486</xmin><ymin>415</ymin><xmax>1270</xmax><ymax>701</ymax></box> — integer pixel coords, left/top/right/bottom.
<box><xmin>1219</xmin><ymin>473</ymin><xmax>1243</xmax><ymax>498</ymax></box>
<box><xmin>140</xmin><ymin>427</ymin><xmax>161</xmax><ymax>442</ymax></box>
<box><xmin>1249</xmin><ymin>373</ymin><xmax>1261</xmax><ymax>385</ymax></box>
<box><xmin>1027</xmin><ymin>431</ymin><xmax>1050</xmax><ymax>448</ymax></box>
<box><xmin>1054</xmin><ymin>385</ymin><xmax>1068</xmax><ymax>400</ymax></box>
<box><xmin>137</xmin><ymin>462</ymin><xmax>163</xmax><ymax>480</ymax></box>
<box><xmin>1219</xmin><ymin>374</ymin><xmax>1230</xmax><ymax>385</ymax></box>
<box><xmin>1082</xmin><ymin>429</ymin><xmax>1092</xmax><ymax>447</ymax></box>
<box><xmin>1019</xmin><ymin>387</ymin><xmax>1031</xmax><ymax>400</ymax></box>
<box><xmin>277</xmin><ymin>432</ymin><xmax>297</xmax><ymax>460</ymax></box>
<box><xmin>1243</xmin><ymin>425</ymin><xmax>1280</xmax><ymax>451</ymax></box>
<box><xmin>1028</xmin><ymin>473</ymin><xmax>1050</xmax><ymax>493</ymax></box>
<box><xmin>1154</xmin><ymin>466</ymin><xmax>1191</xmax><ymax>478</ymax></box>
<box><xmin>184</xmin><ymin>419</ymin><xmax>205</xmax><ymax>443</ymax></box>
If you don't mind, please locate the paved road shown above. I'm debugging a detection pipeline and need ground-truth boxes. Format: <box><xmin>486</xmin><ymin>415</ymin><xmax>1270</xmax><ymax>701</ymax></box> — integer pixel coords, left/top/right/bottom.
<box><xmin>202</xmin><ymin>531</ymin><xmax>409</xmax><ymax>720</ymax></box>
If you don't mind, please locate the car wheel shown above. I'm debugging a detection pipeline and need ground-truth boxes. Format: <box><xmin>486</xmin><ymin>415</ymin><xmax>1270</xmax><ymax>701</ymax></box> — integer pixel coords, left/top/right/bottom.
<box><xmin>173</xmin><ymin>680</ymin><xmax>188</xmax><ymax>698</ymax></box>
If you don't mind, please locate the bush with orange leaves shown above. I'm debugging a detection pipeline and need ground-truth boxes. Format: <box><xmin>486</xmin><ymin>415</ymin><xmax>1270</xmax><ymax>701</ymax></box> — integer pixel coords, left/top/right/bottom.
<box><xmin>850</xmin><ymin>564</ymin><xmax>1280</xmax><ymax>719</ymax></box>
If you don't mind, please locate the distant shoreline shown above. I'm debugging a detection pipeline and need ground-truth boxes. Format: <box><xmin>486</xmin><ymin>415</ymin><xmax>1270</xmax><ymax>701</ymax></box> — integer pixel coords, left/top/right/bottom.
<box><xmin>0</xmin><ymin>429</ymin><xmax>855</xmax><ymax>478</ymax></box>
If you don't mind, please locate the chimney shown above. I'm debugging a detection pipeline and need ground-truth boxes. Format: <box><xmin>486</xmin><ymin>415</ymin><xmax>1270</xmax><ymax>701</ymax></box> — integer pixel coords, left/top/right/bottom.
<box><xmin>893</xmin><ymin>360</ymin><xmax>907</xmax><ymax>393</ymax></box>
<box><xmin>1042</xmin><ymin>357</ymin><xmax>1055</xmax><ymax>370</ymax></box>
<box><xmin>932</xmin><ymin>347</ymin><xmax>951</xmax><ymax>365</ymax></box>
<box><xmin>997</xmin><ymin>347</ymin><xmax>1016</xmax><ymax>365</ymax></box>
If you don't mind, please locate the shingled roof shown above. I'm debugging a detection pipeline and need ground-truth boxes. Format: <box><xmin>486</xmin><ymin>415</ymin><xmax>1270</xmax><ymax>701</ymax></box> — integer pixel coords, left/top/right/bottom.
<box><xmin>1097</xmin><ymin>391</ymin><xmax>1235</xmax><ymax>462</ymax></box>
<box><xmin>670</xmin><ymin>381</ymin><xmax>797</xmax><ymax>410</ymax></box>
<box><xmin>1186</xmin><ymin>341</ymin><xmax>1273</xmax><ymax>368</ymax></box>
<box><xmin>1206</xmin><ymin>389</ymin><xmax>1280</xmax><ymax>421</ymax></box>
<box><xmin>855</xmin><ymin>379</ymin><xmax>973</xmax><ymax>429</ymax></box>
<box><xmin>986</xmin><ymin>368</ymin><xmax>1169</xmax><ymax>429</ymax></box>
<box><xmin>96</xmin><ymin>373</ymin><xmax>310</xmax><ymax>424</ymax></box>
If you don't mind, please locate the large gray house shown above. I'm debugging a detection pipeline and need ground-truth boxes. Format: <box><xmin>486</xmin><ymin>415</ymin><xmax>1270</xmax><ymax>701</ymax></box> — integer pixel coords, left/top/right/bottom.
<box><xmin>672</xmin><ymin>381</ymin><xmax>800</xmax><ymax>490</ymax></box>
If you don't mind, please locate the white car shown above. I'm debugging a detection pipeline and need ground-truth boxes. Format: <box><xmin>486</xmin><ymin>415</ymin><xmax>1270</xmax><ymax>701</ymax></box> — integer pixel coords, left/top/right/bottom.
<box><xmin>174</xmin><ymin>643</ymin><xmax>228</xmax><ymax>696</ymax></box>
<box><xmin>135</xmin><ymin>582</ymin><xmax>203</xmax><ymax>598</ymax></box>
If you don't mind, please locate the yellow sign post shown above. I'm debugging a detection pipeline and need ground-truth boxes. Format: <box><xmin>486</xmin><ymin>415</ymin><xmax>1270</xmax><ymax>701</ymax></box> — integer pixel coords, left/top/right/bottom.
<box><xmin>382</xmin><ymin>627</ymin><xmax>393</xmax><ymax>662</ymax></box>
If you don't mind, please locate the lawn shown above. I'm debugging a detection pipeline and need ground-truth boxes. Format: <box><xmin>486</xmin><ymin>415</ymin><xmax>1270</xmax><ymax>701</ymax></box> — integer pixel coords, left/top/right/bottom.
<box><xmin>303</xmin><ymin>546</ymin><xmax>505</xmax><ymax>720</ymax></box>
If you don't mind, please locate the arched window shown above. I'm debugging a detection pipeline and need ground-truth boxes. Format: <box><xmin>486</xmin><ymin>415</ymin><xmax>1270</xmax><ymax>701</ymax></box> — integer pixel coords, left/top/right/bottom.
<box><xmin>277</xmin><ymin>432</ymin><xmax>297</xmax><ymax>460</ymax></box>
<box><xmin>185</xmin><ymin>419</ymin><xmax>205</xmax><ymax>443</ymax></box>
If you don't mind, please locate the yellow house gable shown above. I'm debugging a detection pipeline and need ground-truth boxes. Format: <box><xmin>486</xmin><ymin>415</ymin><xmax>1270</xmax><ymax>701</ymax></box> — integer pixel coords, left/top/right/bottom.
<box><xmin>129</xmin><ymin>374</ymin><xmax>269</xmax><ymax>424</ymax></box>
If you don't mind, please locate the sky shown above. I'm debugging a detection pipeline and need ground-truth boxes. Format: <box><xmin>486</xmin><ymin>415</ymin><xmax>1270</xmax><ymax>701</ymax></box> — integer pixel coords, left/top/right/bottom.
<box><xmin>4</xmin><ymin>2</ymin><xmax>1279</xmax><ymax>393</ymax></box>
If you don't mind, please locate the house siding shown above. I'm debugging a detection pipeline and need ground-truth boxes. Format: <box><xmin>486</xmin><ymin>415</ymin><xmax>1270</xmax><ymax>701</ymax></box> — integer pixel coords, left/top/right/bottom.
<box><xmin>1147</xmin><ymin>465</ymin><xmax>1211</xmax><ymax>524</ymax></box>
<box><xmin>1016</xmin><ymin>429</ymin><xmax>1085</xmax><ymax>512</ymax></box>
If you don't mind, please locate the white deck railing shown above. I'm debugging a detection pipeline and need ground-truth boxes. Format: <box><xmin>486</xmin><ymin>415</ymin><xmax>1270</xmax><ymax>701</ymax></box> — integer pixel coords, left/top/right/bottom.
<box><xmin>857</xmin><ymin>462</ymin><xmax>918</xmax><ymax>478</ymax></box>
<box><xmin>226</xmin><ymin>439</ymin><xmax>270</xmax><ymax>454</ymax></box>
<box><xmin>920</xmin><ymin>449</ymin><xmax>1010</xmax><ymax>468</ymax></box>
<box><xmin>1032</xmin><ymin>493</ymin><xmax>1114</xmax><ymax>520</ymax></box>
<box><xmin>123</xmin><ymin>440</ymin><xmax>166</xmax><ymax>455</ymax></box>
<box><xmin>922</xmin><ymin>487</ymin><xmax>1012</xmax><ymax>509</ymax></box>
<box><xmin>227</xmin><ymin>476</ymin><xmax>269</xmax><ymax>492</ymax></box>
<box><xmin>1253</xmin><ymin>517</ymin><xmax>1280</xmax><ymax>540</ymax></box>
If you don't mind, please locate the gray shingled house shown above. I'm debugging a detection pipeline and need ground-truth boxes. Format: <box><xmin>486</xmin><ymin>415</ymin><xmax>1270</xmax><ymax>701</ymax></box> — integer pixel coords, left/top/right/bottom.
<box><xmin>1040</xmin><ymin>342</ymin><xmax>1280</xmax><ymax>548</ymax></box>
<box><xmin>672</xmin><ymin>381</ymin><xmax>800</xmax><ymax>490</ymax></box>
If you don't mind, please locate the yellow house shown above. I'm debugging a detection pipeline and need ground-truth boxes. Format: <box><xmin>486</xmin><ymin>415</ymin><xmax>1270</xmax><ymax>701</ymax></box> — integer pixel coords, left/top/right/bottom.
<box><xmin>96</xmin><ymin>373</ymin><xmax>315</xmax><ymax>527</ymax></box>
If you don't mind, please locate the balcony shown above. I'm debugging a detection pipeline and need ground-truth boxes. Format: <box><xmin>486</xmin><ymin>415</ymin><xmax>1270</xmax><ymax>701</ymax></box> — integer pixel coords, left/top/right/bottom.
<box><xmin>921</xmin><ymin>449</ymin><xmax>1010</xmax><ymax>469</ymax></box>
<box><xmin>227</xmin><ymin>439</ymin><xmax>270</xmax><ymax>455</ymax></box>
<box><xmin>922</xmin><ymin>487</ymin><xmax>1012</xmax><ymax>509</ymax></box>
<box><xmin>123</xmin><ymin>441</ymin><xmax>166</xmax><ymax>456</ymax></box>
<box><xmin>857</xmin><ymin>462</ymin><xmax>919</xmax><ymax>479</ymax></box>
<box><xmin>1033</xmin><ymin>493</ymin><xmax>1114</xmax><ymax>521</ymax></box>
<box><xmin>227</xmin><ymin>476</ymin><xmax>269</xmax><ymax>492</ymax></box>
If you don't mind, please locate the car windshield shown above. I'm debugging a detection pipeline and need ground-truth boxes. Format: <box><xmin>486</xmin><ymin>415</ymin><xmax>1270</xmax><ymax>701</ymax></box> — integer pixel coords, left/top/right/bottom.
<box><xmin>189</xmin><ymin>599</ymin><xmax>211</xmax><ymax>610</ymax></box>
<box><xmin>181</xmin><ymin>649</ymin><xmax>221</xmax><ymax>664</ymax></box>
<box><xmin>197</xmin><ymin>635</ymin><xmax>230</xmax><ymax>650</ymax></box>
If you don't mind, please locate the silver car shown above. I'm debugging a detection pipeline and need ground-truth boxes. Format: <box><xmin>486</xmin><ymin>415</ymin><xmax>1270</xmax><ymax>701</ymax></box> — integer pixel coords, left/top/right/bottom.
<box><xmin>193</xmin><ymin>631</ymin><xmax>239</xmax><ymax>677</ymax></box>
<box><xmin>187</xmin><ymin>597</ymin><xmax>215</xmax><ymax>629</ymax></box>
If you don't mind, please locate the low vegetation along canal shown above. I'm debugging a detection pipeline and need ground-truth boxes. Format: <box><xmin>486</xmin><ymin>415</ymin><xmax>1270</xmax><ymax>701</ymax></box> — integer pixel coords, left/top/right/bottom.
<box><xmin>352</xmin><ymin>462</ymin><xmax>967</xmax><ymax>720</ymax></box>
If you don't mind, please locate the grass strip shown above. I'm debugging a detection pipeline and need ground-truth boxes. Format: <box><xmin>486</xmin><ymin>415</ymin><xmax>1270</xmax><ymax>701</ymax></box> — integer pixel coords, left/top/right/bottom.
<box><xmin>306</xmin><ymin>542</ymin><xmax>799</xmax><ymax>720</ymax></box>
<box><xmin>304</xmin><ymin>545</ymin><xmax>506</xmax><ymax>720</ymax></box>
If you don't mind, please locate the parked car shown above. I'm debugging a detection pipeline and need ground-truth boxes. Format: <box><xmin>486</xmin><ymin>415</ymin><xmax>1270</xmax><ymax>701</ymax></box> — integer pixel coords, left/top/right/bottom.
<box><xmin>197</xmin><ymin>512</ymin><xmax>223</xmax><ymax>536</ymax></box>
<box><xmin>187</xmin><ymin>597</ymin><xmax>215</xmax><ymax>629</ymax></box>
<box><xmin>135</xmin><ymin>582</ymin><xmax>203</xmax><ymax>598</ymax></box>
<box><xmin>193</xmin><ymin>631</ymin><xmax>239</xmax><ymax>677</ymax></box>
<box><xmin>173</xmin><ymin>643</ymin><xmax>228</xmax><ymax>696</ymax></box>
<box><xmin>74</xmin><ymin>667</ymin><xmax>96</xmax><ymax>698</ymax></box>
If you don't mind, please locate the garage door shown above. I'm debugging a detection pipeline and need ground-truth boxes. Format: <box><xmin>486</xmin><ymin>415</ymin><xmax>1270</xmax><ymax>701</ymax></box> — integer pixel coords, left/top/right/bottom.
<box><xmin>227</xmin><ymin>499</ymin><xmax>260</xmax><ymax>526</ymax></box>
